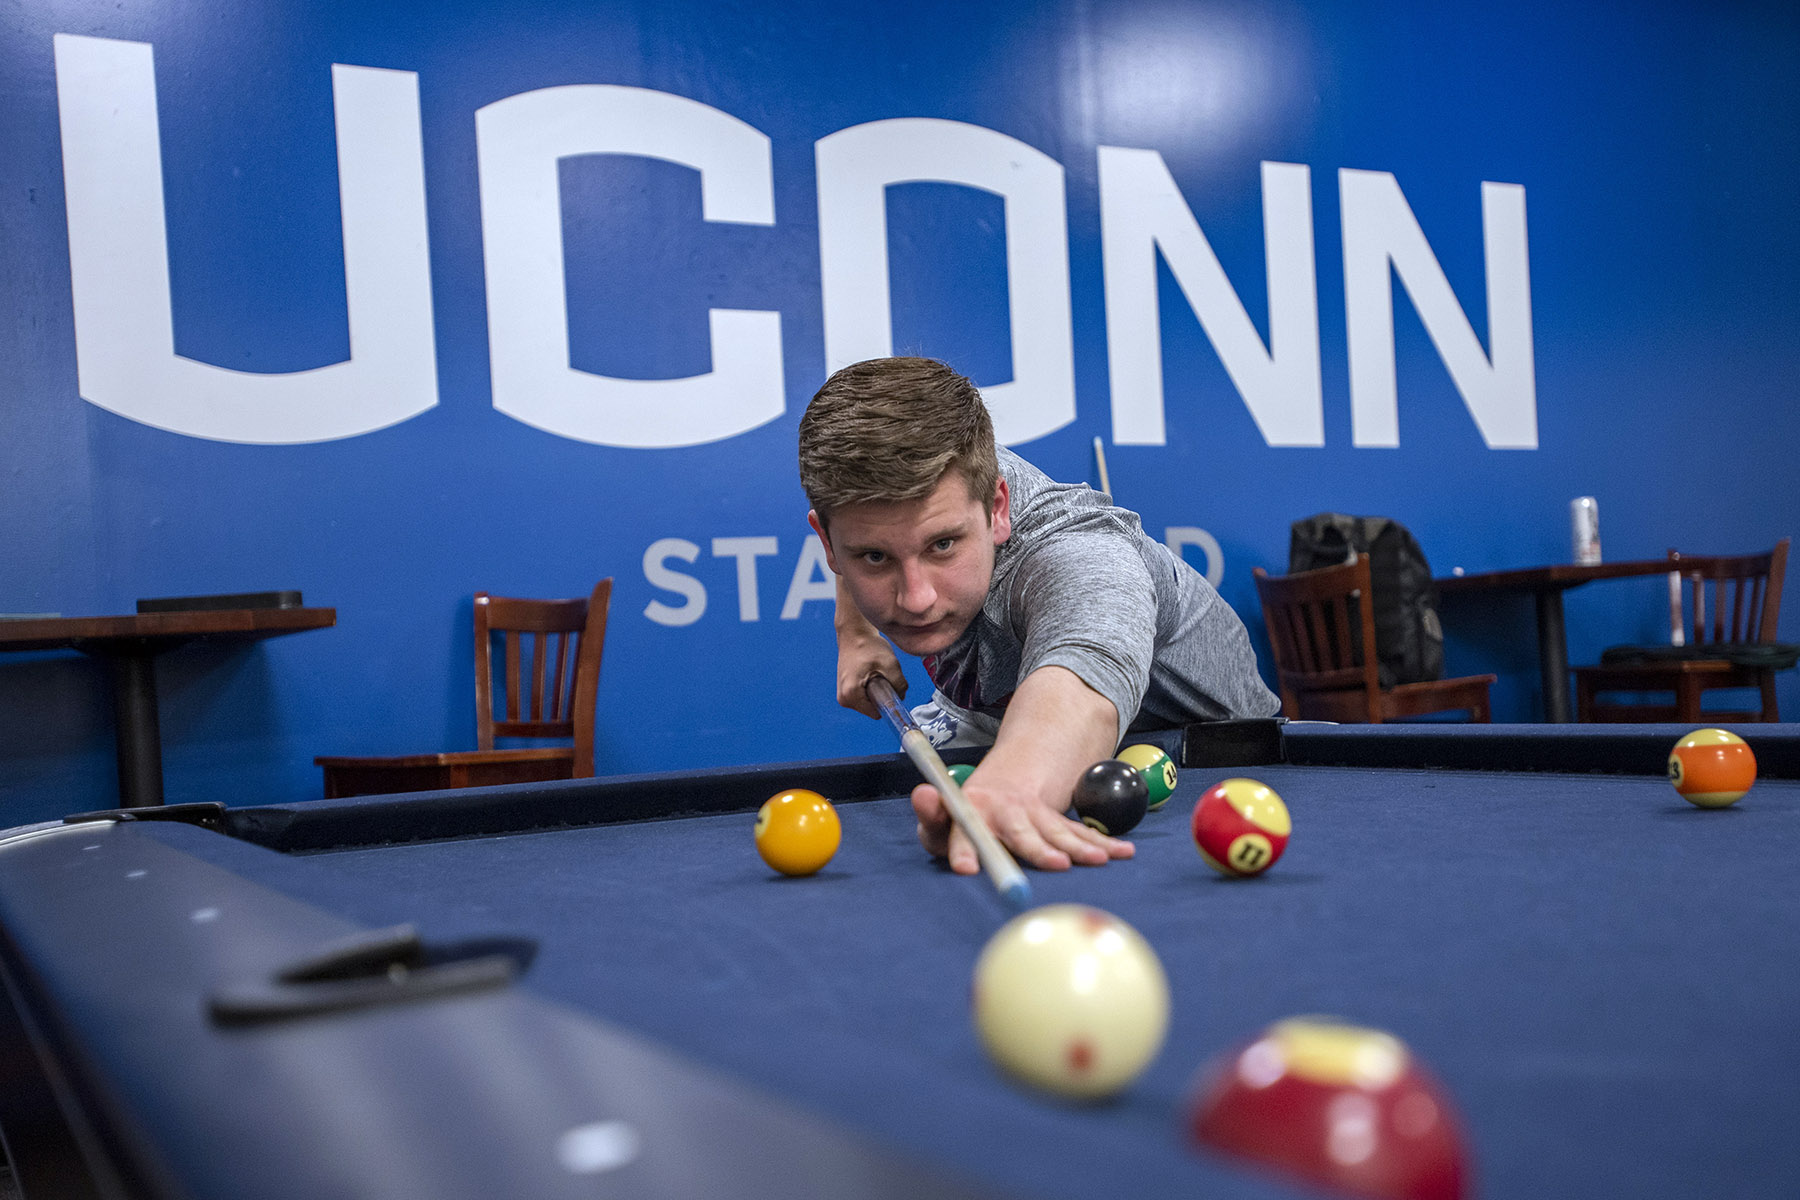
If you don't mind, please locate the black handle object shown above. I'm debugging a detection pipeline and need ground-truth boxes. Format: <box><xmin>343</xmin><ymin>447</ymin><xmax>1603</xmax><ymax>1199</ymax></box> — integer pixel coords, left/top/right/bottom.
<box><xmin>208</xmin><ymin>924</ymin><xmax>536</xmax><ymax>1024</ymax></box>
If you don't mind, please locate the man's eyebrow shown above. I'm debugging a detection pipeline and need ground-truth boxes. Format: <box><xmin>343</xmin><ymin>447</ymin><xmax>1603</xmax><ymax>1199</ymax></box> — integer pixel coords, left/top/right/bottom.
<box><xmin>840</xmin><ymin>516</ymin><xmax>972</xmax><ymax>557</ymax></box>
<box><xmin>917</xmin><ymin>516</ymin><xmax>976</xmax><ymax>546</ymax></box>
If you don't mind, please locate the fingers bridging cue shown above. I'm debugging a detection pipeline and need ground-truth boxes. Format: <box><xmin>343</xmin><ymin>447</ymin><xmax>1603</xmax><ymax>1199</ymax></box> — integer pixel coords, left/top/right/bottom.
<box><xmin>870</xmin><ymin>676</ymin><xmax>1030</xmax><ymax>908</ymax></box>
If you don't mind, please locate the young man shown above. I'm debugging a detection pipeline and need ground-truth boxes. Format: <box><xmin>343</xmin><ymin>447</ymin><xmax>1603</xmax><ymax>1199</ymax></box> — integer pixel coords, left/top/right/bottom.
<box><xmin>799</xmin><ymin>357</ymin><xmax>1278</xmax><ymax>875</ymax></box>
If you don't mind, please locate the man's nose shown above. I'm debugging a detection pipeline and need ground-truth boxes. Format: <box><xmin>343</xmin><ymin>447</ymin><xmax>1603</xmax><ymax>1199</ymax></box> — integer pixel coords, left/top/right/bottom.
<box><xmin>895</xmin><ymin>560</ymin><xmax>937</xmax><ymax>614</ymax></box>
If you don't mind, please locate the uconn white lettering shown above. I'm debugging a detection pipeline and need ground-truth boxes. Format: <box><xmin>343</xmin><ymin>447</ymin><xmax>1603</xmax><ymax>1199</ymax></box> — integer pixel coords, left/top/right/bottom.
<box><xmin>52</xmin><ymin>33</ymin><xmax>1537</xmax><ymax>452</ymax></box>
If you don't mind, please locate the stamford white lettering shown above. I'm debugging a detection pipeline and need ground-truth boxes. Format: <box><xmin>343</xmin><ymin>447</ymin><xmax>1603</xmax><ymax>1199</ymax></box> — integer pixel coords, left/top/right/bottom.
<box><xmin>641</xmin><ymin>529</ymin><xmax>1223</xmax><ymax>627</ymax></box>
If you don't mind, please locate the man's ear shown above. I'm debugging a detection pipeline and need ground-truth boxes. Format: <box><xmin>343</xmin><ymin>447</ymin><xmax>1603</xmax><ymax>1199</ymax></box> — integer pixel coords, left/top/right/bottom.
<box><xmin>807</xmin><ymin>510</ymin><xmax>842</xmax><ymax>574</ymax></box>
<box><xmin>989</xmin><ymin>478</ymin><xmax>1013</xmax><ymax>546</ymax></box>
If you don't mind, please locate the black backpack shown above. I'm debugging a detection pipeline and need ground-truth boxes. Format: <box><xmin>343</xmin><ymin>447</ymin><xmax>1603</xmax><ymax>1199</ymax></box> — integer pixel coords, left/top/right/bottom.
<box><xmin>1288</xmin><ymin>513</ymin><xmax>1444</xmax><ymax>687</ymax></box>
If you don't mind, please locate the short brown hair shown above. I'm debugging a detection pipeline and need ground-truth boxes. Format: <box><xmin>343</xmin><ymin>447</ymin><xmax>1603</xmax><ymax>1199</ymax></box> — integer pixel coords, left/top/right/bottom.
<box><xmin>798</xmin><ymin>357</ymin><xmax>999</xmax><ymax>527</ymax></box>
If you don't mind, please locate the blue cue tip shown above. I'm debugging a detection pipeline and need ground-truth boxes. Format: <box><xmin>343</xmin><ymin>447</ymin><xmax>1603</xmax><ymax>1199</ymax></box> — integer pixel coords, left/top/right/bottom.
<box><xmin>1002</xmin><ymin>880</ymin><xmax>1032</xmax><ymax>911</ymax></box>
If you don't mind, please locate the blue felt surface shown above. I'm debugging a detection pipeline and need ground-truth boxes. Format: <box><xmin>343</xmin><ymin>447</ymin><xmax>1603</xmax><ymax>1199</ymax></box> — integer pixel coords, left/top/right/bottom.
<box><xmin>157</xmin><ymin>764</ymin><xmax>1800</xmax><ymax>1199</ymax></box>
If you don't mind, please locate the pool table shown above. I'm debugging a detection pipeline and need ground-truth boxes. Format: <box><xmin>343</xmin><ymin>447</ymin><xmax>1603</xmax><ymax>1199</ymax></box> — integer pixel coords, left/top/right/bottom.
<box><xmin>2</xmin><ymin>722</ymin><xmax>1798</xmax><ymax>1200</ymax></box>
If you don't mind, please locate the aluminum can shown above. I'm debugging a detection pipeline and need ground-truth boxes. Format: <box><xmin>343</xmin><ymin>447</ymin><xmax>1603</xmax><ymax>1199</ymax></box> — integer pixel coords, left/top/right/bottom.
<box><xmin>1571</xmin><ymin>496</ymin><xmax>1601</xmax><ymax>565</ymax></box>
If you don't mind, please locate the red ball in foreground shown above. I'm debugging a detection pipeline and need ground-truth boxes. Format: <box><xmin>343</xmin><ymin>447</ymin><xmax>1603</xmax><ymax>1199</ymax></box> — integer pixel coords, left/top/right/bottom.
<box><xmin>1668</xmin><ymin>728</ymin><xmax>1757</xmax><ymax>807</ymax></box>
<box><xmin>1189</xmin><ymin>1018</ymin><xmax>1469</xmax><ymax>1200</ymax></box>
<box><xmin>1192</xmin><ymin>778</ymin><xmax>1290</xmax><ymax>877</ymax></box>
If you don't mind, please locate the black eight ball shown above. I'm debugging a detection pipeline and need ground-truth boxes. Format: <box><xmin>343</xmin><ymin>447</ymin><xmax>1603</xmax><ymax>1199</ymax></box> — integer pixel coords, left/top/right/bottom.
<box><xmin>1070</xmin><ymin>759</ymin><xmax>1150</xmax><ymax>836</ymax></box>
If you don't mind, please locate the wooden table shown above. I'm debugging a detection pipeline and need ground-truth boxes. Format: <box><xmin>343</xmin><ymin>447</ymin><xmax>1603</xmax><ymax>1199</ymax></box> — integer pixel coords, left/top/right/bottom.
<box><xmin>1436</xmin><ymin>560</ymin><xmax>1673</xmax><ymax>722</ymax></box>
<box><xmin>0</xmin><ymin>607</ymin><xmax>336</xmax><ymax>807</ymax></box>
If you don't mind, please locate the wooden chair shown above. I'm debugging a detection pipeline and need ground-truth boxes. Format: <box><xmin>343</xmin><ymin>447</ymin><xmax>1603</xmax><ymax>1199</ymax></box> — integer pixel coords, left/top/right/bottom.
<box><xmin>1574</xmin><ymin>539</ymin><xmax>1789</xmax><ymax>723</ymax></box>
<box><xmin>315</xmin><ymin>580</ymin><xmax>612</xmax><ymax>798</ymax></box>
<box><xmin>1253</xmin><ymin>559</ymin><xmax>1494</xmax><ymax>723</ymax></box>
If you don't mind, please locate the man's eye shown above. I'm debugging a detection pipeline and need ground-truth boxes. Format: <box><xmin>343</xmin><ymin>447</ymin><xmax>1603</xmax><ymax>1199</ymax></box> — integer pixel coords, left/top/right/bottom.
<box><xmin>861</xmin><ymin>551</ymin><xmax>887</xmax><ymax>565</ymax></box>
<box><xmin>932</xmin><ymin>538</ymin><xmax>955</xmax><ymax>553</ymax></box>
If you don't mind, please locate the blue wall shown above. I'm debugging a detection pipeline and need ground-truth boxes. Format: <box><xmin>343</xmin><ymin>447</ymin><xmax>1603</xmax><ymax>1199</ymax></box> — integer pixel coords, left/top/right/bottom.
<box><xmin>4</xmin><ymin>0</ymin><xmax>1797</xmax><ymax>823</ymax></box>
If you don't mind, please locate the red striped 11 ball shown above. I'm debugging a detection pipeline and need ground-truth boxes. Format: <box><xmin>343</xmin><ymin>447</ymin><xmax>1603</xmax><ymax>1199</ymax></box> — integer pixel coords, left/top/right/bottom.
<box><xmin>1192</xmin><ymin>778</ymin><xmax>1291</xmax><ymax>877</ymax></box>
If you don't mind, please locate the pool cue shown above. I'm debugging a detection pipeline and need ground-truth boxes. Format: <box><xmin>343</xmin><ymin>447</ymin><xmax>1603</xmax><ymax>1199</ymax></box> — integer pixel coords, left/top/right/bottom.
<box><xmin>1092</xmin><ymin>436</ymin><xmax>1111</xmax><ymax>497</ymax></box>
<box><xmin>864</xmin><ymin>674</ymin><xmax>1032</xmax><ymax>910</ymax></box>
<box><xmin>1668</xmin><ymin>550</ymin><xmax>1686</xmax><ymax>647</ymax></box>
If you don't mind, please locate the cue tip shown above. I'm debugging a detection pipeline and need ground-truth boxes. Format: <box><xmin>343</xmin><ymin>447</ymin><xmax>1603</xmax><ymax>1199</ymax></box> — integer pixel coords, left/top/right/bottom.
<box><xmin>1002</xmin><ymin>879</ymin><xmax>1032</xmax><ymax>911</ymax></box>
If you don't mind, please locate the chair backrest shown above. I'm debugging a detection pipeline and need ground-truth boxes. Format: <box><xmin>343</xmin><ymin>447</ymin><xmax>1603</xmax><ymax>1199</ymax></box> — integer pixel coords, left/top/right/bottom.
<box><xmin>1252</xmin><ymin>558</ymin><xmax>1380</xmax><ymax>721</ymax></box>
<box><xmin>1667</xmin><ymin>538</ymin><xmax>1788</xmax><ymax>648</ymax></box>
<box><xmin>474</xmin><ymin>579</ymin><xmax>613</xmax><ymax>777</ymax></box>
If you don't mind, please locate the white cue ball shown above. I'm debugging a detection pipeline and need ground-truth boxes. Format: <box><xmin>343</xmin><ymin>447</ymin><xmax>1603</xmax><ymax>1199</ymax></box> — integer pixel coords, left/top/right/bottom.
<box><xmin>972</xmin><ymin>904</ymin><xmax>1170</xmax><ymax>1100</ymax></box>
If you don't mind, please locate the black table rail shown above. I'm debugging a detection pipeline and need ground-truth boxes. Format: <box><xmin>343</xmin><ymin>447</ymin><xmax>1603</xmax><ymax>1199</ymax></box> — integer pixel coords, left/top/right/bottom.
<box><xmin>57</xmin><ymin>722</ymin><xmax>1798</xmax><ymax>860</ymax></box>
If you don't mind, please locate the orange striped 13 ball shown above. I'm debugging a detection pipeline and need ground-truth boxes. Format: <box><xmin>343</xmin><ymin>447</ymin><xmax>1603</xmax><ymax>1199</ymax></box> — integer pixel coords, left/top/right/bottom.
<box><xmin>1668</xmin><ymin>729</ymin><xmax>1757</xmax><ymax>808</ymax></box>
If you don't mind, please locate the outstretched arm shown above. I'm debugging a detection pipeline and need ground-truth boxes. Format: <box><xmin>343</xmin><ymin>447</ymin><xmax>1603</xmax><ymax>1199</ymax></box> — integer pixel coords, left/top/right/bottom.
<box><xmin>910</xmin><ymin>664</ymin><xmax>1133</xmax><ymax>872</ymax></box>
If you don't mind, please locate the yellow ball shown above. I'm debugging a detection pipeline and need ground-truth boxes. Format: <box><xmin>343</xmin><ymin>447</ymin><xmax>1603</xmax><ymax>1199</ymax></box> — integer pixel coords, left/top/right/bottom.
<box><xmin>973</xmin><ymin>904</ymin><xmax>1169</xmax><ymax>1100</ymax></box>
<box><xmin>754</xmin><ymin>789</ymin><xmax>841</xmax><ymax>875</ymax></box>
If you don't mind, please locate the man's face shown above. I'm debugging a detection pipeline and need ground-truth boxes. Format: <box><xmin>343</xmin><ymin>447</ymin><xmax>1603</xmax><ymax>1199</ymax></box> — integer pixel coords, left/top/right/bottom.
<box><xmin>811</xmin><ymin>473</ymin><xmax>1012</xmax><ymax>657</ymax></box>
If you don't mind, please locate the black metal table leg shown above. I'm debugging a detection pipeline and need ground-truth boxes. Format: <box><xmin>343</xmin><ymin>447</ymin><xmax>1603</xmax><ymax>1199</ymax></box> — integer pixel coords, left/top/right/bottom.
<box><xmin>1534</xmin><ymin>590</ymin><xmax>1572</xmax><ymax>723</ymax></box>
<box><xmin>106</xmin><ymin>650</ymin><xmax>165</xmax><ymax>807</ymax></box>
